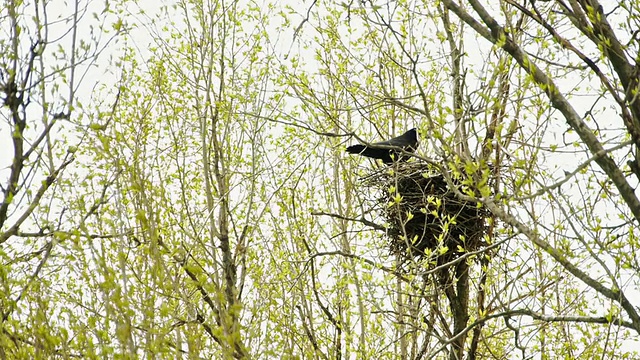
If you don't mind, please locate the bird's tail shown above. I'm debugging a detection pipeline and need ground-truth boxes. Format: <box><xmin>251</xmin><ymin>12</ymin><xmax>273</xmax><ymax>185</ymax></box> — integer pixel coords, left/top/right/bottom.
<box><xmin>346</xmin><ymin>144</ymin><xmax>366</xmax><ymax>154</ymax></box>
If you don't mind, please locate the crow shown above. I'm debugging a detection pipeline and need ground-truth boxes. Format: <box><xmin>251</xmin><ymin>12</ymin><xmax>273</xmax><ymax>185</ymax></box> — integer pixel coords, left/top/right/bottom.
<box><xmin>346</xmin><ymin>128</ymin><xmax>418</xmax><ymax>164</ymax></box>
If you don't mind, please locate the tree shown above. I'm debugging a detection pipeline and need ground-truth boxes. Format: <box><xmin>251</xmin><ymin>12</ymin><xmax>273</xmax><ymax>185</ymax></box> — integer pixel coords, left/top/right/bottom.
<box><xmin>88</xmin><ymin>0</ymin><xmax>281</xmax><ymax>357</ymax></box>
<box><xmin>0</xmin><ymin>0</ymin><xmax>124</xmax><ymax>357</ymax></box>
<box><xmin>4</xmin><ymin>0</ymin><xmax>640</xmax><ymax>358</ymax></box>
<box><xmin>278</xmin><ymin>0</ymin><xmax>640</xmax><ymax>358</ymax></box>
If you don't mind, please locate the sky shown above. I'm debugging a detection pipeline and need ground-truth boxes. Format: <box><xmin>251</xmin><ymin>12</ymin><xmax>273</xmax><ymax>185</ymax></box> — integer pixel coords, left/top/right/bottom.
<box><xmin>2</xmin><ymin>0</ymin><xmax>640</xmax><ymax>356</ymax></box>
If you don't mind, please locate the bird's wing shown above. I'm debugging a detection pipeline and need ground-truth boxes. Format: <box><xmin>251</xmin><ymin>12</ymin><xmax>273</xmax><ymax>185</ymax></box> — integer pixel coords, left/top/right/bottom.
<box><xmin>346</xmin><ymin>144</ymin><xmax>394</xmax><ymax>163</ymax></box>
<box><xmin>345</xmin><ymin>128</ymin><xmax>418</xmax><ymax>164</ymax></box>
<box><xmin>373</xmin><ymin>129</ymin><xmax>417</xmax><ymax>149</ymax></box>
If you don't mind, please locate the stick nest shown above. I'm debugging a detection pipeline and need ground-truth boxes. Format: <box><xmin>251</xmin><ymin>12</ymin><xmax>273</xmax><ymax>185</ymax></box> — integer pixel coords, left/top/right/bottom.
<box><xmin>365</xmin><ymin>162</ymin><xmax>489</xmax><ymax>265</ymax></box>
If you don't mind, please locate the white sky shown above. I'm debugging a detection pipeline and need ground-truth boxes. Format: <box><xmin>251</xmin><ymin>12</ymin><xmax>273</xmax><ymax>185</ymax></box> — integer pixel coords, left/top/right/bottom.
<box><xmin>1</xmin><ymin>0</ymin><xmax>639</xmax><ymax>356</ymax></box>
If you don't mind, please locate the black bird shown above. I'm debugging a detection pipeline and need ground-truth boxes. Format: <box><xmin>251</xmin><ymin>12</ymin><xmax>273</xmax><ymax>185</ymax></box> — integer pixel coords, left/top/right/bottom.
<box><xmin>346</xmin><ymin>128</ymin><xmax>418</xmax><ymax>164</ymax></box>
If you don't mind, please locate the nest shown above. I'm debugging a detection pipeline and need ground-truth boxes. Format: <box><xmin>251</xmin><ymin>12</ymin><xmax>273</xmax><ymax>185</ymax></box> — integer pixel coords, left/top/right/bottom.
<box><xmin>365</xmin><ymin>162</ymin><xmax>489</xmax><ymax>265</ymax></box>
